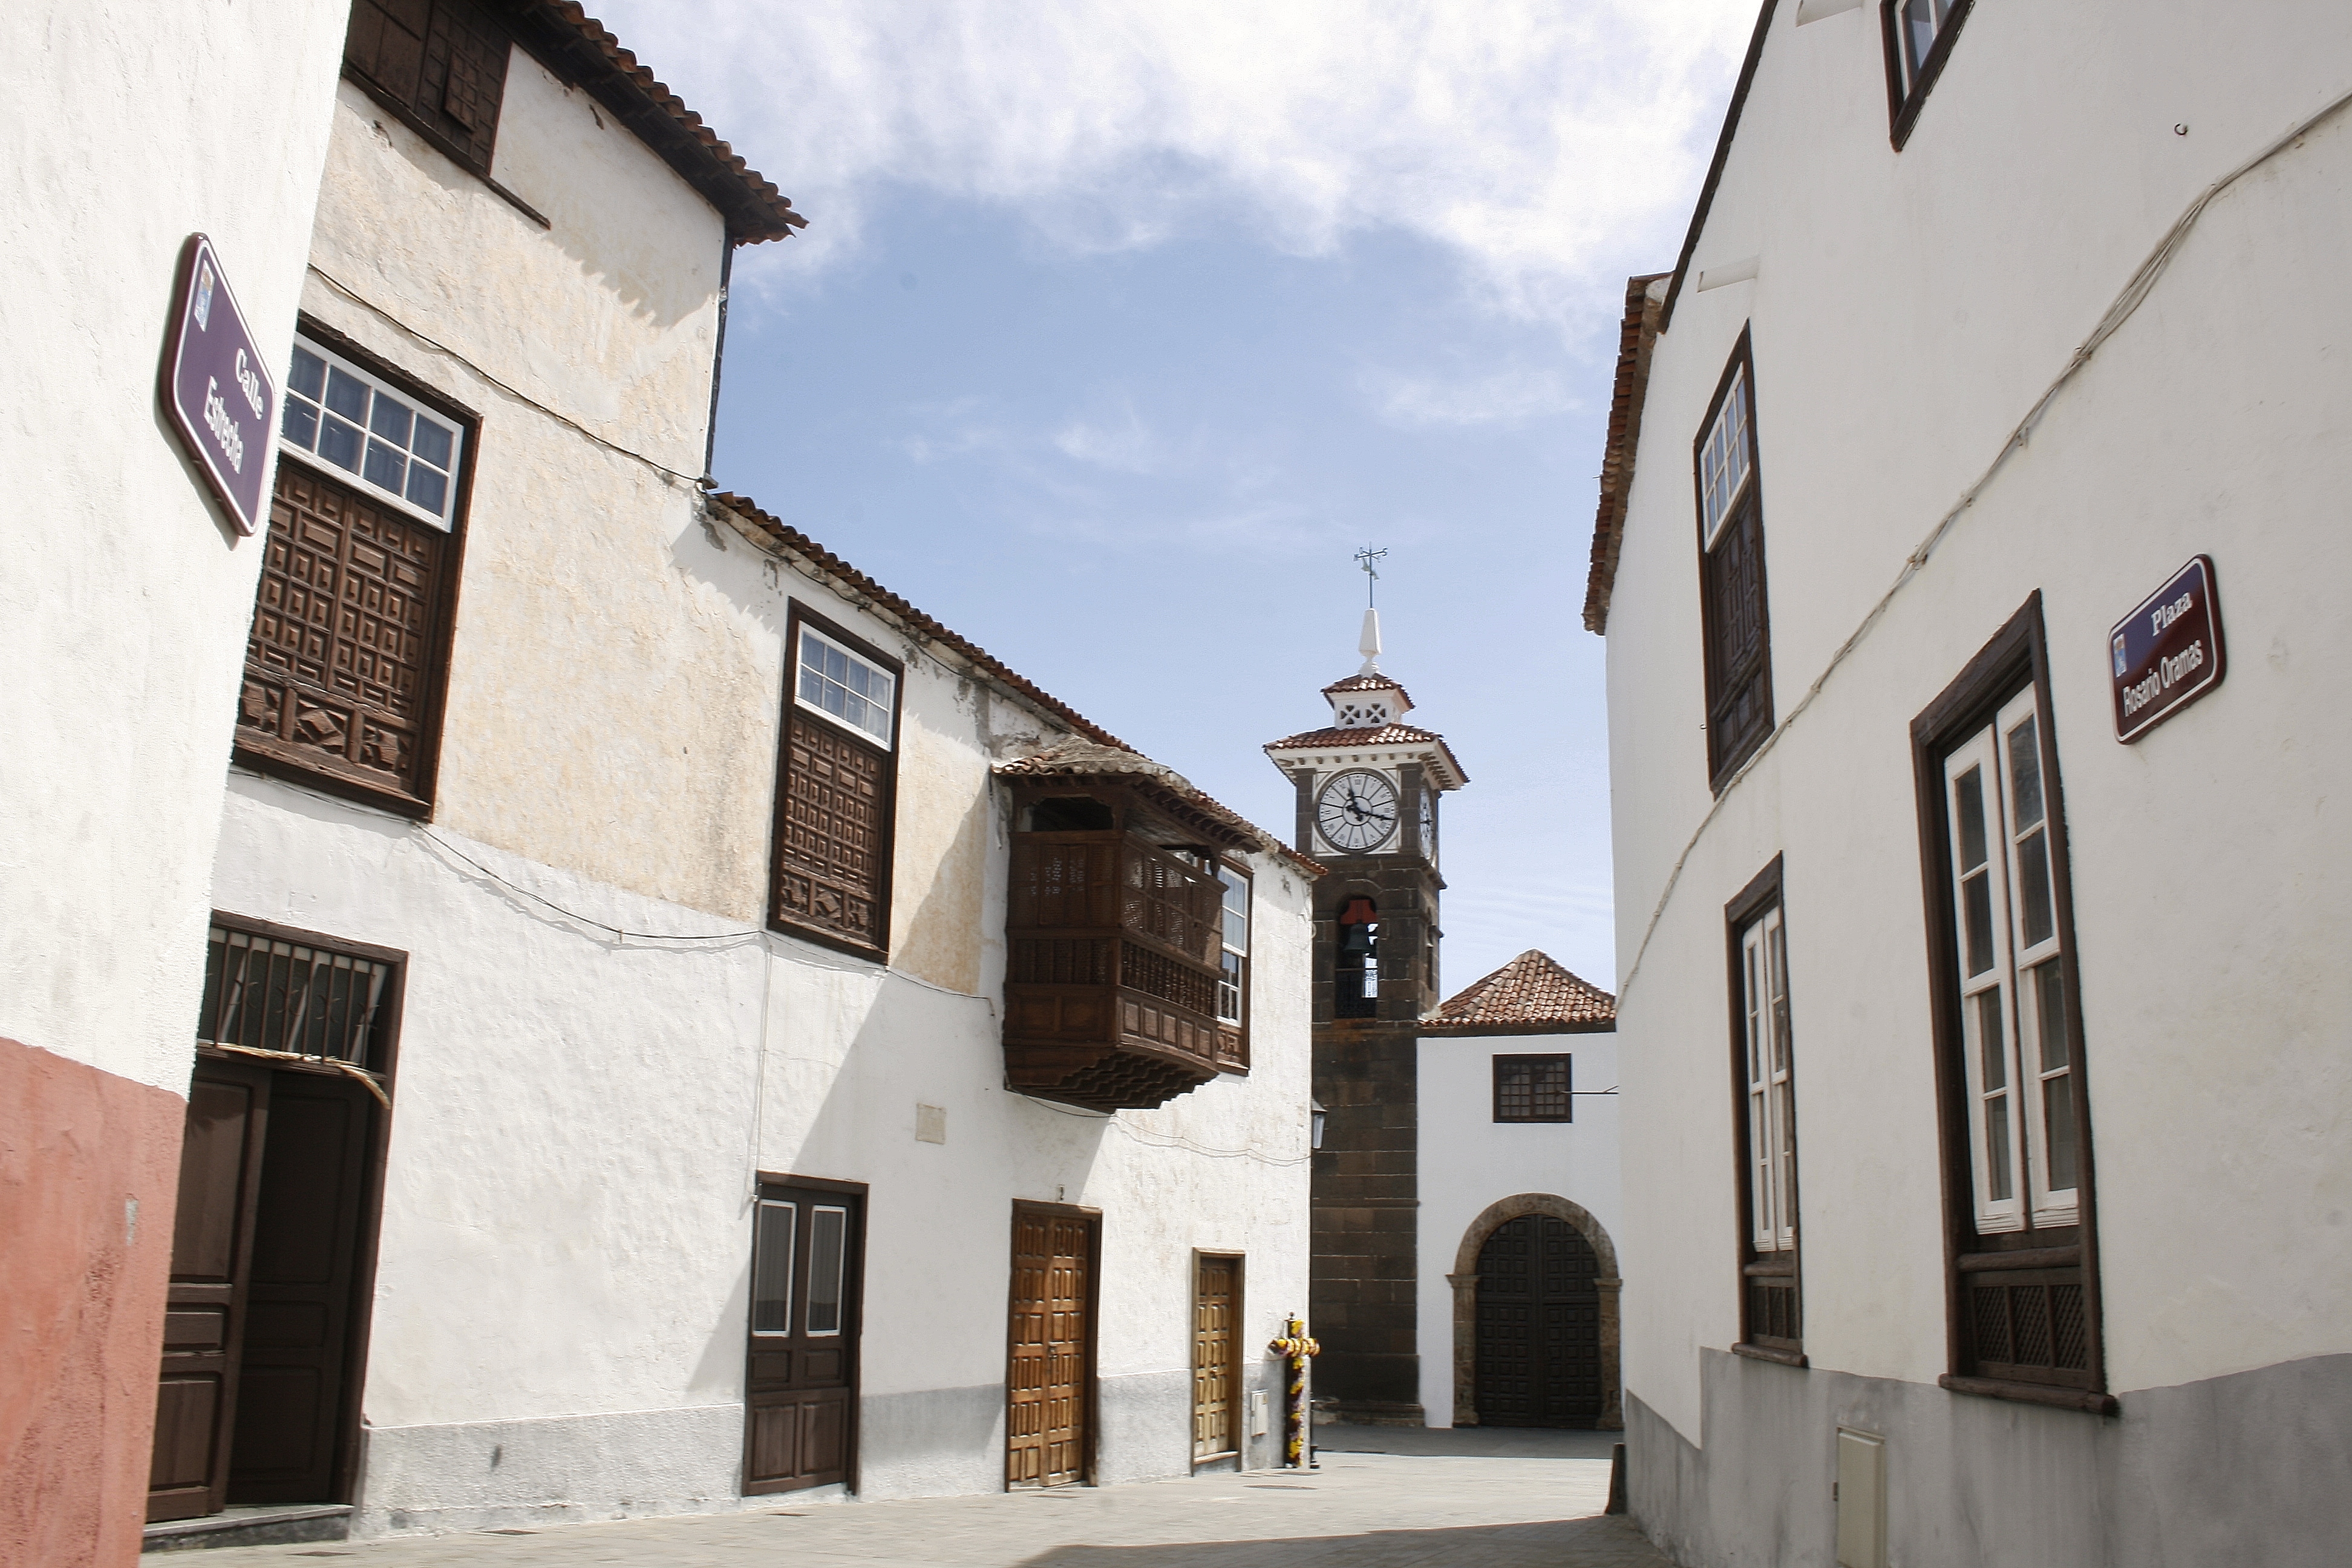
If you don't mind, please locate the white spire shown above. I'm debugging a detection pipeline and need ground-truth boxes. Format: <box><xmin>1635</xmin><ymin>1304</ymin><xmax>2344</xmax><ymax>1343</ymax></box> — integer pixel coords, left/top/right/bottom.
<box><xmin>1358</xmin><ymin>606</ymin><xmax>1383</xmax><ymax>675</ymax></box>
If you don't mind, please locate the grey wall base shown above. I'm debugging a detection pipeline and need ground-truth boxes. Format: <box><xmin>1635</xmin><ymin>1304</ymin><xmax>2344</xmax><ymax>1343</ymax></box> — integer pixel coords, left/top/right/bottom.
<box><xmin>350</xmin><ymin>1368</ymin><xmax>1290</xmax><ymax>1536</ymax></box>
<box><xmin>1627</xmin><ymin>1349</ymin><xmax>2352</xmax><ymax>1568</ymax></box>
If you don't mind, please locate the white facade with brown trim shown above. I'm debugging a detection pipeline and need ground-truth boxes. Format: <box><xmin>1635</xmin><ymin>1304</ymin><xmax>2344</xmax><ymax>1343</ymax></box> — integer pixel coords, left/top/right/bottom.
<box><xmin>1591</xmin><ymin>4</ymin><xmax>2352</xmax><ymax>1564</ymax></box>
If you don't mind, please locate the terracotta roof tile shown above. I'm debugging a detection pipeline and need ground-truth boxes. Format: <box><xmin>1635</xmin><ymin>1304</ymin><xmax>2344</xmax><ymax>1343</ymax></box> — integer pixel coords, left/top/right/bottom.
<box><xmin>1267</xmin><ymin>722</ymin><xmax>1440</xmax><ymax>748</ymax></box>
<box><xmin>996</xmin><ymin>742</ymin><xmax>1325</xmax><ymax>875</ymax></box>
<box><xmin>511</xmin><ymin>4</ymin><xmax>809</xmax><ymax>243</ymax></box>
<box><xmin>1321</xmin><ymin>671</ymin><xmax>1412</xmax><ymax>704</ymax></box>
<box><xmin>1583</xmin><ymin>273</ymin><xmax>1670</xmax><ymax>635</ymax></box>
<box><xmin>1424</xmin><ymin>950</ymin><xmax>1616</xmax><ymax>1034</ymax></box>
<box><xmin>707</xmin><ymin>495</ymin><xmax>1322</xmax><ymax>875</ymax></box>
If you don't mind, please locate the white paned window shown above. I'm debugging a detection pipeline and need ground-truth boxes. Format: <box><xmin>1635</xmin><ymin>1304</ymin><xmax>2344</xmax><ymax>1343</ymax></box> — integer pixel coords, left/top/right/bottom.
<box><xmin>1741</xmin><ymin>906</ymin><xmax>1797</xmax><ymax>1253</ymax></box>
<box><xmin>1895</xmin><ymin>0</ymin><xmax>1962</xmax><ymax>96</ymax></box>
<box><xmin>750</xmin><ymin>1200</ymin><xmax>795</xmax><ymax>1335</ymax></box>
<box><xmin>806</xmin><ymin>1206</ymin><xmax>848</xmax><ymax>1336</ymax></box>
<box><xmin>1942</xmin><ymin>687</ymin><xmax>2078</xmax><ymax>1231</ymax></box>
<box><xmin>795</xmin><ymin>626</ymin><xmax>896</xmax><ymax>748</ymax></box>
<box><xmin>280</xmin><ymin>338</ymin><xmax>462</xmax><ymax>529</ymax></box>
<box><xmin>1698</xmin><ymin>364</ymin><xmax>1753</xmax><ymax>546</ymax></box>
<box><xmin>1216</xmin><ymin>865</ymin><xmax>1250</xmax><ymax>1025</ymax></box>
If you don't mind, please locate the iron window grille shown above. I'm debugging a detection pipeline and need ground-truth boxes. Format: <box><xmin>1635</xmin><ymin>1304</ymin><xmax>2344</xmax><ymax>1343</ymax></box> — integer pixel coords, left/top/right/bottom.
<box><xmin>197</xmin><ymin>924</ymin><xmax>394</xmax><ymax>1072</ymax></box>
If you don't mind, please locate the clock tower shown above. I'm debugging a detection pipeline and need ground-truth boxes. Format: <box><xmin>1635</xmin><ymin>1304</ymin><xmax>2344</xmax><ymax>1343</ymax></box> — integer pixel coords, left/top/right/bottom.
<box><xmin>1264</xmin><ymin>605</ymin><xmax>1467</xmax><ymax>1424</ymax></box>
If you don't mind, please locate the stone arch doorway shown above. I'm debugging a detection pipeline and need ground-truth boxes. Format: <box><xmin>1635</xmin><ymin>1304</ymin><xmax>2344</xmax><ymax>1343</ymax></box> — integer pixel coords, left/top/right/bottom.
<box><xmin>1447</xmin><ymin>1194</ymin><xmax>1621</xmax><ymax>1430</ymax></box>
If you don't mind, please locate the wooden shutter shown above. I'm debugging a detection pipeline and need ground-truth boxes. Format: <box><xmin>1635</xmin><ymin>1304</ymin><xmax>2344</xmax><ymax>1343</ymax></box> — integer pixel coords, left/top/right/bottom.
<box><xmin>344</xmin><ymin>0</ymin><xmax>511</xmax><ymax>172</ymax></box>
<box><xmin>237</xmin><ymin>462</ymin><xmax>449</xmax><ymax>811</ymax></box>
<box><xmin>1704</xmin><ymin>493</ymin><xmax>1774</xmax><ymax>780</ymax></box>
<box><xmin>771</xmin><ymin>709</ymin><xmax>891</xmax><ymax>953</ymax></box>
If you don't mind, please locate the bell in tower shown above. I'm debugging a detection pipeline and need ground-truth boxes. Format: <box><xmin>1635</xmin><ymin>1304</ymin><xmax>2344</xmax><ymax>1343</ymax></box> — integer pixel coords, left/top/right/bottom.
<box><xmin>1261</xmin><ymin>563</ymin><xmax>1468</xmax><ymax>1425</ymax></box>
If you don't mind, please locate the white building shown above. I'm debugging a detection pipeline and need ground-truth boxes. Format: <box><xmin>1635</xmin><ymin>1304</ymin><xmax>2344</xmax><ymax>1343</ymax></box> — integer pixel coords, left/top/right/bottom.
<box><xmin>1587</xmin><ymin>3</ymin><xmax>2352</xmax><ymax>1564</ymax></box>
<box><xmin>0</xmin><ymin>6</ymin><xmax>347</xmax><ymax>1565</ymax></box>
<box><xmin>1413</xmin><ymin>952</ymin><xmax>1621</xmax><ymax>1432</ymax></box>
<box><xmin>136</xmin><ymin>3</ymin><xmax>1317</xmax><ymax>1548</ymax></box>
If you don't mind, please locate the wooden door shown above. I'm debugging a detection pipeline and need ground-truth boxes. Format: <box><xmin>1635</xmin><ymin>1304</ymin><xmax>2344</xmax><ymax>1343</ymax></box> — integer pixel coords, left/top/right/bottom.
<box><xmin>1474</xmin><ymin>1215</ymin><xmax>1603</xmax><ymax>1428</ymax></box>
<box><xmin>149</xmin><ymin>1061</ymin><xmax>272</xmax><ymax>1522</ymax></box>
<box><xmin>229</xmin><ymin>1074</ymin><xmax>374</xmax><ymax>1503</ymax></box>
<box><xmin>1192</xmin><ymin>1255</ymin><xmax>1240</xmax><ymax>1460</ymax></box>
<box><xmin>743</xmin><ymin>1183</ymin><xmax>863</xmax><ymax>1494</ymax></box>
<box><xmin>1007</xmin><ymin>1206</ymin><xmax>1096</xmax><ymax>1488</ymax></box>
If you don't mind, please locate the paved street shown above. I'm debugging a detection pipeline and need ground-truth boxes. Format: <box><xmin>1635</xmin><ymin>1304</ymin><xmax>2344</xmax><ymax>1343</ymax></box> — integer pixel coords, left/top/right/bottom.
<box><xmin>186</xmin><ymin>1429</ymin><xmax>1673</xmax><ymax>1567</ymax></box>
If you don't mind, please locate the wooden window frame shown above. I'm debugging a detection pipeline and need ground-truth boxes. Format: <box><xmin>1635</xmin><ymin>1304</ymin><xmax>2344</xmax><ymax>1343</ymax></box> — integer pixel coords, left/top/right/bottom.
<box><xmin>1910</xmin><ymin>594</ymin><xmax>2114</xmax><ymax>1413</ymax></box>
<box><xmin>1725</xmin><ymin>856</ymin><xmax>1805</xmax><ymax>1365</ymax></box>
<box><xmin>233</xmin><ymin>318</ymin><xmax>474</xmax><ymax>818</ymax></box>
<box><xmin>1692</xmin><ymin>330</ymin><xmax>1775</xmax><ymax>791</ymax></box>
<box><xmin>1190</xmin><ymin>1250</ymin><xmax>1246</xmax><ymax>1466</ymax></box>
<box><xmin>195</xmin><ymin>910</ymin><xmax>405</xmax><ymax>1509</ymax></box>
<box><xmin>1214</xmin><ymin>857</ymin><xmax>1252</xmax><ymax>1068</ymax></box>
<box><xmin>1880</xmin><ymin>0</ymin><xmax>1976</xmax><ymax>150</ymax></box>
<box><xmin>1492</xmin><ymin>1054</ymin><xmax>1574</xmax><ymax>1124</ymax></box>
<box><xmin>768</xmin><ymin>602</ymin><xmax>903</xmax><ymax>962</ymax></box>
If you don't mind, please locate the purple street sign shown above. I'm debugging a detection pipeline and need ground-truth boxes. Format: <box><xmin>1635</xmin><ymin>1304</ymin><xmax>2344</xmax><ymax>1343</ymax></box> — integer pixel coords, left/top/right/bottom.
<box><xmin>159</xmin><ymin>234</ymin><xmax>276</xmax><ymax>536</ymax></box>
<box><xmin>2111</xmin><ymin>555</ymin><xmax>2226</xmax><ymax>743</ymax></box>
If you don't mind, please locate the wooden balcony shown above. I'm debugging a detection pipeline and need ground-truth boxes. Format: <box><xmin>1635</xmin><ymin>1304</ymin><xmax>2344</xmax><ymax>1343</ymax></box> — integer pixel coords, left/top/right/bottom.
<box><xmin>1004</xmin><ymin>821</ymin><xmax>1244</xmax><ymax>1111</ymax></box>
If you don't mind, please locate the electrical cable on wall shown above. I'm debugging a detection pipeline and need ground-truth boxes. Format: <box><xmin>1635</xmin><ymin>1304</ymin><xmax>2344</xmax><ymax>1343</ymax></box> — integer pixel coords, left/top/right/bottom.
<box><xmin>1618</xmin><ymin>81</ymin><xmax>2352</xmax><ymax>1002</ymax></box>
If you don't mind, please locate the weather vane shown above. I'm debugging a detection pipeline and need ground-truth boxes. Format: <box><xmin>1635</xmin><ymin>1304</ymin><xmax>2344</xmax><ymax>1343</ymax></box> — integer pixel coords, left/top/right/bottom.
<box><xmin>1354</xmin><ymin>545</ymin><xmax>1387</xmax><ymax>607</ymax></box>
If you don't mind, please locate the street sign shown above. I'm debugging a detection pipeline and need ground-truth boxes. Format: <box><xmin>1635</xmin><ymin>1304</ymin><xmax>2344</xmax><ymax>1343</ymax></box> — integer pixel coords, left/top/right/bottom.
<box><xmin>159</xmin><ymin>234</ymin><xmax>275</xmax><ymax>536</ymax></box>
<box><xmin>2111</xmin><ymin>555</ymin><xmax>2225</xmax><ymax>742</ymax></box>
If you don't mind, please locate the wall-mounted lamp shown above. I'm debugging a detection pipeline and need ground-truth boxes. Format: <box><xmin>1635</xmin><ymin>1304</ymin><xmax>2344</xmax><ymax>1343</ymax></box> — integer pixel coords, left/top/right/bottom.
<box><xmin>1310</xmin><ymin>1099</ymin><xmax>1327</xmax><ymax>1150</ymax></box>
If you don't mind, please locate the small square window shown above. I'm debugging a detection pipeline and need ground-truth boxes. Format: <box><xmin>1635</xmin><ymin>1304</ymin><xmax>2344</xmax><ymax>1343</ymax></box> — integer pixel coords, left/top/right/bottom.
<box><xmin>1494</xmin><ymin>1054</ymin><xmax>1572</xmax><ymax>1123</ymax></box>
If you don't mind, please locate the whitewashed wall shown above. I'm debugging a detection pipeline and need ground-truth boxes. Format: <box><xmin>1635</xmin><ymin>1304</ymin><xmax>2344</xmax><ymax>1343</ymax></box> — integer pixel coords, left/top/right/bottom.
<box><xmin>215</xmin><ymin>42</ymin><xmax>1315</xmax><ymax>1537</ymax></box>
<box><xmin>1414</xmin><ymin>1030</ymin><xmax>1619</xmax><ymax>1425</ymax></box>
<box><xmin>1605</xmin><ymin>4</ymin><xmax>2352</xmax><ymax>1563</ymax></box>
<box><xmin>0</xmin><ymin>1</ymin><xmax>345</xmax><ymax>1096</ymax></box>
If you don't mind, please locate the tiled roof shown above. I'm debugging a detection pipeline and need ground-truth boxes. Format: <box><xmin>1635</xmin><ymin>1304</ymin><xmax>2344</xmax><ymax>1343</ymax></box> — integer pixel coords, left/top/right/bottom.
<box><xmin>1264</xmin><ymin>723</ymin><xmax>1470</xmax><ymax>791</ymax></box>
<box><xmin>710</xmin><ymin>493</ymin><xmax>1131</xmax><ymax>751</ymax></box>
<box><xmin>1583</xmin><ymin>273</ymin><xmax>1670</xmax><ymax>635</ymax></box>
<box><xmin>1267</xmin><ymin>722</ymin><xmax>1442</xmax><ymax>749</ymax></box>
<box><xmin>1423</xmin><ymin>950</ymin><xmax>1616</xmax><ymax>1034</ymax></box>
<box><xmin>510</xmin><ymin>4</ymin><xmax>808</xmax><ymax>243</ymax></box>
<box><xmin>1322</xmin><ymin>672</ymin><xmax>1411</xmax><ymax>704</ymax></box>
<box><xmin>708</xmin><ymin>495</ymin><xmax>1321</xmax><ymax>875</ymax></box>
<box><xmin>997</xmin><ymin>743</ymin><xmax>1324</xmax><ymax>875</ymax></box>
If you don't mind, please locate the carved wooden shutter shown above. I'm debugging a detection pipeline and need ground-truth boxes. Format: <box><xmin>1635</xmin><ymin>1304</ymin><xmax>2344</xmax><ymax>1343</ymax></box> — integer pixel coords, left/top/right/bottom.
<box><xmin>772</xmin><ymin>710</ymin><xmax>890</xmax><ymax>952</ymax></box>
<box><xmin>344</xmin><ymin>0</ymin><xmax>511</xmax><ymax>172</ymax></box>
<box><xmin>237</xmin><ymin>462</ymin><xmax>448</xmax><ymax>809</ymax></box>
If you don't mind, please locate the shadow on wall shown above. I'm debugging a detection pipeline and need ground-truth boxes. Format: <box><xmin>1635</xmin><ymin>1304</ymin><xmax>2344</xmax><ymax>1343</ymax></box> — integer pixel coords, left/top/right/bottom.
<box><xmin>1016</xmin><ymin>1515</ymin><xmax>1664</xmax><ymax>1566</ymax></box>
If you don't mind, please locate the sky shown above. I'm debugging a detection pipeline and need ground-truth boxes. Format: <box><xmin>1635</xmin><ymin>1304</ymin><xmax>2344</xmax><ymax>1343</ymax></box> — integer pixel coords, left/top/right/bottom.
<box><xmin>595</xmin><ymin>0</ymin><xmax>1758</xmax><ymax>994</ymax></box>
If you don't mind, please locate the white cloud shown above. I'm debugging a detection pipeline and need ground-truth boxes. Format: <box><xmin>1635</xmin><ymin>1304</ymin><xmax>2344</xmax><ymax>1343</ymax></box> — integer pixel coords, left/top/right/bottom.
<box><xmin>592</xmin><ymin>1</ymin><xmax>1756</xmax><ymax>327</ymax></box>
<box><xmin>1360</xmin><ymin>365</ymin><xmax>1575</xmax><ymax>430</ymax></box>
<box><xmin>1050</xmin><ymin>400</ymin><xmax>1164</xmax><ymax>474</ymax></box>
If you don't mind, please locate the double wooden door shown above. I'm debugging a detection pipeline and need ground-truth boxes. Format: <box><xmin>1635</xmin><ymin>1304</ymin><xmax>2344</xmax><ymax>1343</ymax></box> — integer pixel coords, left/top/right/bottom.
<box><xmin>1474</xmin><ymin>1214</ymin><xmax>1603</xmax><ymax>1428</ymax></box>
<box><xmin>1191</xmin><ymin>1255</ymin><xmax>1240</xmax><ymax>1461</ymax></box>
<box><xmin>743</xmin><ymin>1182</ymin><xmax>864</xmax><ymax>1494</ymax></box>
<box><xmin>150</xmin><ymin>1060</ymin><xmax>377</xmax><ymax>1520</ymax></box>
<box><xmin>1007</xmin><ymin>1206</ymin><xmax>1097</xmax><ymax>1488</ymax></box>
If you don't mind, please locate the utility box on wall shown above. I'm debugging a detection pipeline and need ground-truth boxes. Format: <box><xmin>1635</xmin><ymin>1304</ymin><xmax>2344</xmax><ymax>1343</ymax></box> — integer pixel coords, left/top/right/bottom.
<box><xmin>1835</xmin><ymin>1428</ymin><xmax>1886</xmax><ymax>1568</ymax></box>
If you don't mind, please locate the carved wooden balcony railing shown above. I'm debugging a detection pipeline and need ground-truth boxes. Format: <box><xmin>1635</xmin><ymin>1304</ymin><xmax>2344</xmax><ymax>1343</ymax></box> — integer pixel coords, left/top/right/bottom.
<box><xmin>1004</xmin><ymin>828</ymin><xmax>1241</xmax><ymax>1110</ymax></box>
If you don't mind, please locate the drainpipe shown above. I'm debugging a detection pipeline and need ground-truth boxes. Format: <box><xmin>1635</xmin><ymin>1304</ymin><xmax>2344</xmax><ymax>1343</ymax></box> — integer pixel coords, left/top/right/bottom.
<box><xmin>702</xmin><ymin>237</ymin><xmax>736</xmax><ymax>485</ymax></box>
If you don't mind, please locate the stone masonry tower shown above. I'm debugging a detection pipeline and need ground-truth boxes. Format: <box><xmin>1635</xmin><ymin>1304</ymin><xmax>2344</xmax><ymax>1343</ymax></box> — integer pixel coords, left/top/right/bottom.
<box><xmin>1264</xmin><ymin>607</ymin><xmax>1468</xmax><ymax>1423</ymax></box>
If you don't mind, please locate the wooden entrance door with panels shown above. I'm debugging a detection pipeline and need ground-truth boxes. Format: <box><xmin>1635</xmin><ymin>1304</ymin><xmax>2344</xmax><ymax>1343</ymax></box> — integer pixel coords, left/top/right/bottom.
<box><xmin>1007</xmin><ymin>1204</ymin><xmax>1098</xmax><ymax>1488</ymax></box>
<box><xmin>1191</xmin><ymin>1253</ymin><xmax>1243</xmax><ymax>1463</ymax></box>
<box><xmin>743</xmin><ymin>1180</ymin><xmax>864</xmax><ymax>1494</ymax></box>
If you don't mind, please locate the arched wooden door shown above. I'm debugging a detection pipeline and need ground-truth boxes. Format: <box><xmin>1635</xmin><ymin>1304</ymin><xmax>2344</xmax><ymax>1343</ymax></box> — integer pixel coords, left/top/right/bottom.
<box><xmin>1474</xmin><ymin>1214</ymin><xmax>1603</xmax><ymax>1427</ymax></box>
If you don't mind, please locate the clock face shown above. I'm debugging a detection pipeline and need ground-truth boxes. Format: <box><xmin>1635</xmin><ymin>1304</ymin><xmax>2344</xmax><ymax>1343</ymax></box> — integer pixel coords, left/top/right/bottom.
<box><xmin>1419</xmin><ymin>788</ymin><xmax>1437</xmax><ymax>863</ymax></box>
<box><xmin>1316</xmin><ymin>769</ymin><xmax>1399</xmax><ymax>854</ymax></box>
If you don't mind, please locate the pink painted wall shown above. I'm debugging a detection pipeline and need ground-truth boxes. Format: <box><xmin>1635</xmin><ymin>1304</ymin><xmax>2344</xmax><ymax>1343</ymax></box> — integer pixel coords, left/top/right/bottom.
<box><xmin>1</xmin><ymin>1037</ymin><xmax>186</xmax><ymax>1568</ymax></box>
